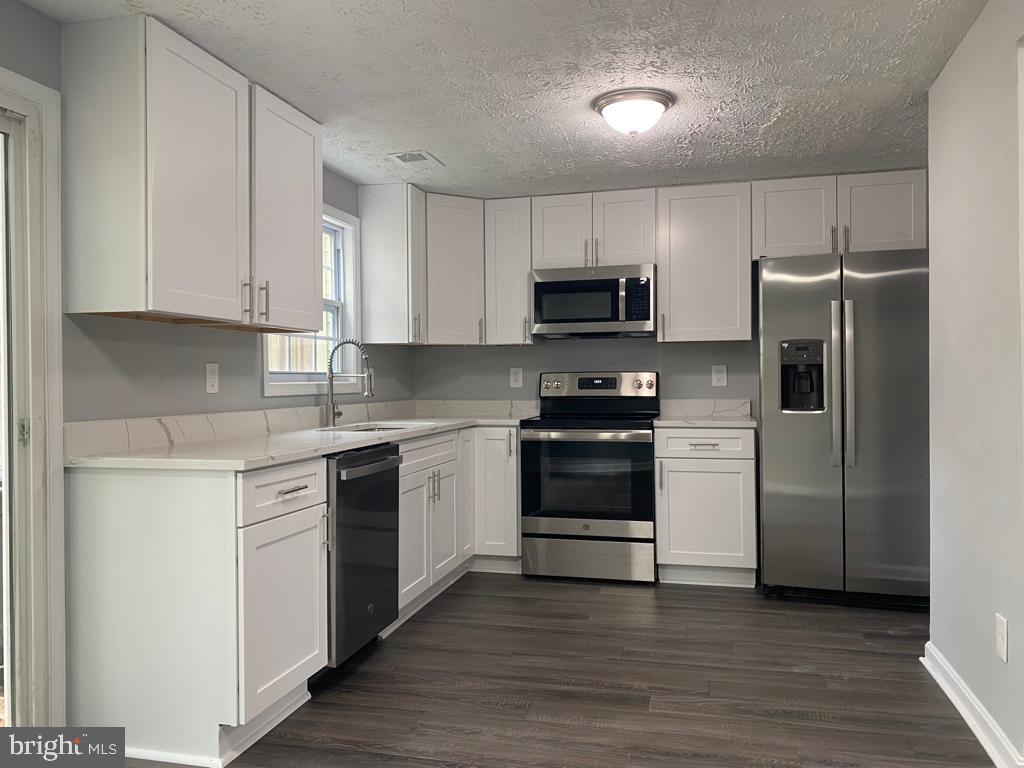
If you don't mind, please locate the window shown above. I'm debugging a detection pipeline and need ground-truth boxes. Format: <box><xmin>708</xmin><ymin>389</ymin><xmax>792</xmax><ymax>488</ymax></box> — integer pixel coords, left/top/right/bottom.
<box><xmin>263</xmin><ymin>205</ymin><xmax>361</xmax><ymax>396</ymax></box>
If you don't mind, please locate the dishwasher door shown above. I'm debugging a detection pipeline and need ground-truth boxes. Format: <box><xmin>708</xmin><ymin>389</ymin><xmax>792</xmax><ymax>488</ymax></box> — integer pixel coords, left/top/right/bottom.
<box><xmin>327</xmin><ymin>443</ymin><xmax>401</xmax><ymax>667</ymax></box>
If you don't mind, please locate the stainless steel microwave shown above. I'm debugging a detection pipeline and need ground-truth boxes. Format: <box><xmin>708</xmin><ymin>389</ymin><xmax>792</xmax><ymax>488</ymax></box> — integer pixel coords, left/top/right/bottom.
<box><xmin>530</xmin><ymin>264</ymin><xmax>656</xmax><ymax>337</ymax></box>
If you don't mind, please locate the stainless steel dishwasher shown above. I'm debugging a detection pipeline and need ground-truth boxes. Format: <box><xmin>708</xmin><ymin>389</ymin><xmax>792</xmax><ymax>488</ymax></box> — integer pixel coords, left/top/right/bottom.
<box><xmin>327</xmin><ymin>443</ymin><xmax>402</xmax><ymax>667</ymax></box>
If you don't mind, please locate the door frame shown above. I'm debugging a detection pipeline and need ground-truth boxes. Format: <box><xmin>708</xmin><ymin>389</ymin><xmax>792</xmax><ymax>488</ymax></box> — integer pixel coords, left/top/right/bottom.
<box><xmin>0</xmin><ymin>65</ymin><xmax>64</xmax><ymax>726</ymax></box>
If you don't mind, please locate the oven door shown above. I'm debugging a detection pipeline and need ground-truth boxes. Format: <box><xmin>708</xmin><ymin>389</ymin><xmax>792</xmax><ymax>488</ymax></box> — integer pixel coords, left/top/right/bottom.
<box><xmin>520</xmin><ymin>429</ymin><xmax>655</xmax><ymax>539</ymax></box>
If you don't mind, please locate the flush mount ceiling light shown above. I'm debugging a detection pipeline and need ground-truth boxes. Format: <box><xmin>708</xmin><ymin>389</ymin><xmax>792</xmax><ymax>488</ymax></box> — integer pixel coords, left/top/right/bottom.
<box><xmin>592</xmin><ymin>88</ymin><xmax>675</xmax><ymax>136</ymax></box>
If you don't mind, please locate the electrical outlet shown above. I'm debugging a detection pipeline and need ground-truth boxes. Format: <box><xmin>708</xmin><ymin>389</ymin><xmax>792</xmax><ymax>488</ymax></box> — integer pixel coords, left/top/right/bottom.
<box><xmin>205</xmin><ymin>362</ymin><xmax>219</xmax><ymax>394</ymax></box>
<box><xmin>510</xmin><ymin>367</ymin><xmax>523</xmax><ymax>388</ymax></box>
<box><xmin>996</xmin><ymin>613</ymin><xmax>1008</xmax><ymax>663</ymax></box>
<box><xmin>712</xmin><ymin>365</ymin><xmax>728</xmax><ymax>388</ymax></box>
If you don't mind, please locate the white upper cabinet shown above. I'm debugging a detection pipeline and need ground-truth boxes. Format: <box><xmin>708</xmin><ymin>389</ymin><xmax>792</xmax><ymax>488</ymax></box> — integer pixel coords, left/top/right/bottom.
<box><xmin>751</xmin><ymin>176</ymin><xmax>837</xmax><ymax>260</ymax></box>
<box><xmin>251</xmin><ymin>86</ymin><xmax>322</xmax><ymax>332</ymax></box>
<box><xmin>360</xmin><ymin>184</ymin><xmax>428</xmax><ymax>343</ymax></box>
<box><xmin>592</xmin><ymin>189</ymin><xmax>656</xmax><ymax>267</ymax></box>
<box><xmin>426</xmin><ymin>194</ymin><xmax>485</xmax><ymax>344</ymax></box>
<box><xmin>531</xmin><ymin>193</ymin><xmax>593</xmax><ymax>269</ymax></box>
<box><xmin>64</xmin><ymin>16</ymin><xmax>250</xmax><ymax>322</ymax></box>
<box><xmin>63</xmin><ymin>16</ymin><xmax>323</xmax><ymax>331</ymax></box>
<box><xmin>838</xmin><ymin>170</ymin><xmax>927</xmax><ymax>252</ymax></box>
<box><xmin>657</xmin><ymin>183</ymin><xmax>752</xmax><ymax>342</ymax></box>
<box><xmin>484</xmin><ymin>197</ymin><xmax>532</xmax><ymax>345</ymax></box>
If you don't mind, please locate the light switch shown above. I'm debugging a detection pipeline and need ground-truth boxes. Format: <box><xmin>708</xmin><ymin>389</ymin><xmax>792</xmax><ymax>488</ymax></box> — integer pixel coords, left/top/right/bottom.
<box><xmin>510</xmin><ymin>367</ymin><xmax>523</xmax><ymax>388</ymax></box>
<box><xmin>712</xmin><ymin>365</ymin><xmax>728</xmax><ymax>388</ymax></box>
<box><xmin>205</xmin><ymin>362</ymin><xmax>219</xmax><ymax>394</ymax></box>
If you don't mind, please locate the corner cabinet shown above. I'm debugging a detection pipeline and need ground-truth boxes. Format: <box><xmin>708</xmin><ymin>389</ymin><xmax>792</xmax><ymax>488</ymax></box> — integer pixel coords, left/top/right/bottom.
<box><xmin>62</xmin><ymin>15</ymin><xmax>323</xmax><ymax>332</ymax></box>
<box><xmin>657</xmin><ymin>183</ymin><xmax>752</xmax><ymax>342</ymax></box>
<box><xmin>426</xmin><ymin>194</ymin><xmax>485</xmax><ymax>344</ymax></box>
<box><xmin>485</xmin><ymin>198</ymin><xmax>533</xmax><ymax>344</ymax></box>
<box><xmin>360</xmin><ymin>183</ymin><xmax>428</xmax><ymax>343</ymax></box>
<box><xmin>250</xmin><ymin>86</ymin><xmax>323</xmax><ymax>331</ymax></box>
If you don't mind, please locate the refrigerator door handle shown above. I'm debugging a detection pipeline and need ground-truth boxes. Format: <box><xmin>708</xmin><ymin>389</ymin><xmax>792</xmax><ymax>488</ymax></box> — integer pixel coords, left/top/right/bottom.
<box><xmin>829</xmin><ymin>300</ymin><xmax>843</xmax><ymax>467</ymax></box>
<box><xmin>844</xmin><ymin>298</ymin><xmax>856</xmax><ymax>467</ymax></box>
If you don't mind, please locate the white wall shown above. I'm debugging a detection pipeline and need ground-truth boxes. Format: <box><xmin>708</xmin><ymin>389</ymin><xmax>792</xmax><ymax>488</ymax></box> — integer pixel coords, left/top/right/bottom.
<box><xmin>928</xmin><ymin>0</ymin><xmax>1024</xmax><ymax>757</ymax></box>
<box><xmin>0</xmin><ymin>0</ymin><xmax>60</xmax><ymax>91</ymax></box>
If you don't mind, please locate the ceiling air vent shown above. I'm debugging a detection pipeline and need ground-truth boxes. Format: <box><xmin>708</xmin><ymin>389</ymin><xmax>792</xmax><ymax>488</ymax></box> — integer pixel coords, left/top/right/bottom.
<box><xmin>387</xmin><ymin>150</ymin><xmax>445</xmax><ymax>171</ymax></box>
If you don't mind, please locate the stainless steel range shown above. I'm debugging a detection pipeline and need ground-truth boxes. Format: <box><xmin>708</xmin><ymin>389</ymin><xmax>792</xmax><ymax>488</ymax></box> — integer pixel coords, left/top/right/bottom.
<box><xmin>519</xmin><ymin>371</ymin><xmax>658</xmax><ymax>583</ymax></box>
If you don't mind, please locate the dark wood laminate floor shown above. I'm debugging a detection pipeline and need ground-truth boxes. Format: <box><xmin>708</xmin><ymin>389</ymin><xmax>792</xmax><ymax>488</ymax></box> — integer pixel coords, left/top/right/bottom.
<box><xmin>134</xmin><ymin>573</ymin><xmax>992</xmax><ymax>768</ymax></box>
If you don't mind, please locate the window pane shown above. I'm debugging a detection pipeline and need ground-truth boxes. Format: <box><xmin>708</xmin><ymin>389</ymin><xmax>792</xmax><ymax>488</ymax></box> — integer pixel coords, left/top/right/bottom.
<box><xmin>288</xmin><ymin>336</ymin><xmax>316</xmax><ymax>373</ymax></box>
<box><xmin>267</xmin><ymin>334</ymin><xmax>289</xmax><ymax>372</ymax></box>
<box><xmin>322</xmin><ymin>308</ymin><xmax>337</xmax><ymax>338</ymax></box>
<box><xmin>323</xmin><ymin>225</ymin><xmax>339</xmax><ymax>301</ymax></box>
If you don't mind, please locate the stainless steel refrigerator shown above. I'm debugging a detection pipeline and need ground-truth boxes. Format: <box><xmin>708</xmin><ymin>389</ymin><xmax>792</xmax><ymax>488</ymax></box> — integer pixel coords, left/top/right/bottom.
<box><xmin>759</xmin><ymin>249</ymin><xmax>929</xmax><ymax>597</ymax></box>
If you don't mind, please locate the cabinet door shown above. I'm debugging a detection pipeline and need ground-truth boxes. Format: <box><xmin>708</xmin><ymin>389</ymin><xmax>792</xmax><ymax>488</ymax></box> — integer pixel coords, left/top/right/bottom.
<box><xmin>838</xmin><ymin>170</ymin><xmax>927</xmax><ymax>252</ymax></box>
<box><xmin>485</xmin><ymin>198</ymin><xmax>532</xmax><ymax>344</ymax></box>
<box><xmin>251</xmin><ymin>86</ymin><xmax>323</xmax><ymax>332</ymax></box>
<box><xmin>474</xmin><ymin>428</ymin><xmax>519</xmax><ymax>557</ymax></box>
<box><xmin>408</xmin><ymin>185</ymin><xmax>428</xmax><ymax>343</ymax></box>
<box><xmin>238</xmin><ymin>503</ymin><xmax>327</xmax><ymax>723</ymax></box>
<box><xmin>398</xmin><ymin>470</ymin><xmax>431</xmax><ymax>609</ymax></box>
<box><xmin>426</xmin><ymin>194</ymin><xmax>485</xmax><ymax>344</ymax></box>
<box><xmin>656</xmin><ymin>459</ymin><xmax>756</xmax><ymax>569</ymax></box>
<box><xmin>531</xmin><ymin>193</ymin><xmax>593</xmax><ymax>269</ymax></box>
<box><xmin>657</xmin><ymin>183</ymin><xmax>752</xmax><ymax>342</ymax></box>
<box><xmin>145</xmin><ymin>18</ymin><xmax>249</xmax><ymax>322</ymax></box>
<box><xmin>592</xmin><ymin>188</ymin><xmax>656</xmax><ymax>267</ymax></box>
<box><xmin>459</xmin><ymin>431</ymin><xmax>475</xmax><ymax>562</ymax></box>
<box><xmin>751</xmin><ymin>176</ymin><xmax>837</xmax><ymax>259</ymax></box>
<box><xmin>430</xmin><ymin>462</ymin><xmax>461</xmax><ymax>582</ymax></box>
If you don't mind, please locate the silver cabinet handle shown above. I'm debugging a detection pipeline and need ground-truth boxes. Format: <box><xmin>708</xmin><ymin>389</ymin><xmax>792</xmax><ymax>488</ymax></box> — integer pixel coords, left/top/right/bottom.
<box><xmin>258</xmin><ymin>280</ymin><xmax>270</xmax><ymax>321</ymax></box>
<box><xmin>658</xmin><ymin>460</ymin><xmax>664</xmax><ymax>492</ymax></box>
<box><xmin>689</xmin><ymin>443</ymin><xmax>720</xmax><ymax>450</ymax></box>
<box><xmin>831</xmin><ymin>225</ymin><xmax>838</xmax><ymax>253</ymax></box>
<box><xmin>478</xmin><ymin>318</ymin><xmax>484</xmax><ymax>344</ymax></box>
<box><xmin>507</xmin><ymin>430</ymin><xmax>513</xmax><ymax>457</ymax></box>
<box><xmin>434</xmin><ymin>470</ymin><xmax>441</xmax><ymax>502</ymax></box>
<box><xmin>583</xmin><ymin>238</ymin><xmax>590</xmax><ymax>266</ymax></box>
<box><xmin>844</xmin><ymin>299</ymin><xmax>856</xmax><ymax>467</ymax></box>
<box><xmin>428</xmin><ymin>470</ymin><xmax>435</xmax><ymax>503</ymax></box>
<box><xmin>322</xmin><ymin>509</ymin><xmax>331</xmax><ymax>550</ymax></box>
<box><xmin>659</xmin><ymin>312</ymin><xmax>666</xmax><ymax>341</ymax></box>
<box><xmin>843</xmin><ymin>224</ymin><xmax>850</xmax><ymax>255</ymax></box>
<box><xmin>829</xmin><ymin>300</ymin><xmax>843</xmax><ymax>467</ymax></box>
<box><xmin>242</xmin><ymin>278</ymin><xmax>252</xmax><ymax>320</ymax></box>
<box><xmin>523</xmin><ymin>316</ymin><xmax>529</xmax><ymax>342</ymax></box>
<box><xmin>594</xmin><ymin>237</ymin><xmax>599</xmax><ymax>266</ymax></box>
<box><xmin>277</xmin><ymin>483</ymin><xmax>309</xmax><ymax>496</ymax></box>
<box><xmin>412</xmin><ymin>314</ymin><xmax>420</xmax><ymax>342</ymax></box>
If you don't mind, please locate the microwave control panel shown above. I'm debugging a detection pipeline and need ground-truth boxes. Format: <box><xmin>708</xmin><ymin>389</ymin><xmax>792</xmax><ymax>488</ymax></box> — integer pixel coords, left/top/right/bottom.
<box><xmin>624</xmin><ymin>277</ymin><xmax>652</xmax><ymax>321</ymax></box>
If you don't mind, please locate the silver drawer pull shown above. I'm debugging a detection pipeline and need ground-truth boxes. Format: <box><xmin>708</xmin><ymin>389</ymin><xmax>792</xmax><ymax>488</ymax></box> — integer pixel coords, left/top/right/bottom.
<box><xmin>277</xmin><ymin>484</ymin><xmax>309</xmax><ymax>496</ymax></box>
<box><xmin>689</xmin><ymin>443</ymin><xmax>721</xmax><ymax>450</ymax></box>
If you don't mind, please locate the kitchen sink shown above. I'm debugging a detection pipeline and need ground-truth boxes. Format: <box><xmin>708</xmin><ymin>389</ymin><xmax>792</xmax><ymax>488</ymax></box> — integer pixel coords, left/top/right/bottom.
<box><xmin>347</xmin><ymin>425</ymin><xmax>404</xmax><ymax>432</ymax></box>
<box><xmin>318</xmin><ymin>421</ymin><xmax>435</xmax><ymax>433</ymax></box>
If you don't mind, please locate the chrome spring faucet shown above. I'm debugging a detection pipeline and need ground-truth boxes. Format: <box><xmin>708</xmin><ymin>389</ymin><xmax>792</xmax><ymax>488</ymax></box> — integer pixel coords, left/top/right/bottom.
<box><xmin>326</xmin><ymin>338</ymin><xmax>374</xmax><ymax>427</ymax></box>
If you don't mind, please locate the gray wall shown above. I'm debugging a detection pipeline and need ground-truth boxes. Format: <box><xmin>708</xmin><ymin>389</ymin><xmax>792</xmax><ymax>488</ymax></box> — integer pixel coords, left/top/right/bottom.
<box><xmin>412</xmin><ymin>338</ymin><xmax>760</xmax><ymax>413</ymax></box>
<box><xmin>928</xmin><ymin>0</ymin><xmax>1024</xmax><ymax>752</ymax></box>
<box><xmin>62</xmin><ymin>169</ymin><xmax>395</xmax><ymax>421</ymax></box>
<box><xmin>0</xmin><ymin>0</ymin><xmax>60</xmax><ymax>90</ymax></box>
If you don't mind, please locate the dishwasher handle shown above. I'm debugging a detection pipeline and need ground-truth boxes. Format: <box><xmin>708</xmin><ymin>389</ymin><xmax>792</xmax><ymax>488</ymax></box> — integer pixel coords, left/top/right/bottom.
<box><xmin>337</xmin><ymin>455</ymin><xmax>403</xmax><ymax>481</ymax></box>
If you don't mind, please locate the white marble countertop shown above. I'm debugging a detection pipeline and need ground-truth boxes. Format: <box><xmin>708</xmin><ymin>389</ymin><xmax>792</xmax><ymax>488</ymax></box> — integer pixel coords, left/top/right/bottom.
<box><xmin>64</xmin><ymin>417</ymin><xmax>519</xmax><ymax>472</ymax></box>
<box><xmin>654</xmin><ymin>415</ymin><xmax>757</xmax><ymax>429</ymax></box>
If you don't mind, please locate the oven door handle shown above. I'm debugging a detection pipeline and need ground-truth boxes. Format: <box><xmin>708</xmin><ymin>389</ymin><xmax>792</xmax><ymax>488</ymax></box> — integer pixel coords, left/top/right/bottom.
<box><xmin>520</xmin><ymin>429</ymin><xmax>653</xmax><ymax>443</ymax></box>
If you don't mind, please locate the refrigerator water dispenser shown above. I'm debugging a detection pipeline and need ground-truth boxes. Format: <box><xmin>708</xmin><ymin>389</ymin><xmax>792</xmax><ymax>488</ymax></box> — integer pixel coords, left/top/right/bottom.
<box><xmin>780</xmin><ymin>339</ymin><xmax>825</xmax><ymax>412</ymax></box>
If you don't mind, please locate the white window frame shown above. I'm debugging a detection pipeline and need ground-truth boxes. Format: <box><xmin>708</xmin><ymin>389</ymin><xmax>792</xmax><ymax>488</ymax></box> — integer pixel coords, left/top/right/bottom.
<box><xmin>0</xmin><ymin>65</ymin><xmax>64</xmax><ymax>726</ymax></box>
<box><xmin>262</xmin><ymin>204</ymin><xmax>362</xmax><ymax>397</ymax></box>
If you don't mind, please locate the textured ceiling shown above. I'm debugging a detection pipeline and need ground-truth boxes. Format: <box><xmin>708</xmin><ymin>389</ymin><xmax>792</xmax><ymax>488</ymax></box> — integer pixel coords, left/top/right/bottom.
<box><xmin>27</xmin><ymin>0</ymin><xmax>985</xmax><ymax>197</ymax></box>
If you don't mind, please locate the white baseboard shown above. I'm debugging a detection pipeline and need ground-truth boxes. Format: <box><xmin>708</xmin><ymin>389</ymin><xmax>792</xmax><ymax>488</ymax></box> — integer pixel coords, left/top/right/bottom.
<box><xmin>124</xmin><ymin>747</ymin><xmax>223</xmax><ymax>768</ymax></box>
<box><xmin>218</xmin><ymin>683</ymin><xmax>310</xmax><ymax>766</ymax></box>
<box><xmin>470</xmin><ymin>555</ymin><xmax>522</xmax><ymax>574</ymax></box>
<box><xmin>921</xmin><ymin>641</ymin><xmax>1024</xmax><ymax>768</ymax></box>
<box><xmin>380</xmin><ymin>564</ymin><xmax>471</xmax><ymax>638</ymax></box>
<box><xmin>658</xmin><ymin>565</ymin><xmax>756</xmax><ymax>588</ymax></box>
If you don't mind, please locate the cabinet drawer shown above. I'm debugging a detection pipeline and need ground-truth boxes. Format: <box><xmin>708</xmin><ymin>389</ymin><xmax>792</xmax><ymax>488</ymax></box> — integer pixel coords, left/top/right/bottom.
<box><xmin>400</xmin><ymin>432</ymin><xmax>459</xmax><ymax>476</ymax></box>
<box><xmin>655</xmin><ymin>429</ymin><xmax>754</xmax><ymax>460</ymax></box>
<box><xmin>237</xmin><ymin>459</ymin><xmax>327</xmax><ymax>527</ymax></box>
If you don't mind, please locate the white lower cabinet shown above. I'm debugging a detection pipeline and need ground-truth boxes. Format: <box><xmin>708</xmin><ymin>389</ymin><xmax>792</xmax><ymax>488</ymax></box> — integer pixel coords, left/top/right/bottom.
<box><xmin>474</xmin><ymin>427</ymin><xmax>519</xmax><ymax>556</ymax></box>
<box><xmin>459</xmin><ymin>430</ymin><xmax>476</xmax><ymax>562</ymax></box>
<box><xmin>237</xmin><ymin>503</ymin><xmax>328</xmax><ymax>722</ymax></box>
<box><xmin>398</xmin><ymin>469</ymin><xmax>432</xmax><ymax>609</ymax></box>
<box><xmin>430</xmin><ymin>461</ymin><xmax>461</xmax><ymax>582</ymax></box>
<box><xmin>655</xmin><ymin>429</ymin><xmax>757</xmax><ymax>574</ymax></box>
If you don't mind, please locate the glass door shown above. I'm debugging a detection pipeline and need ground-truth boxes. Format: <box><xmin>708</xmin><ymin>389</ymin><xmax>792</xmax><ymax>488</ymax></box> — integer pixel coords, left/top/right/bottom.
<box><xmin>521</xmin><ymin>432</ymin><xmax>654</xmax><ymax>522</ymax></box>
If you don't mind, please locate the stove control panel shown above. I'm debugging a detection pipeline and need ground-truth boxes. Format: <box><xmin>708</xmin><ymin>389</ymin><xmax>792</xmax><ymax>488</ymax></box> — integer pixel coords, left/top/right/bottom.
<box><xmin>539</xmin><ymin>372</ymin><xmax>658</xmax><ymax>397</ymax></box>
